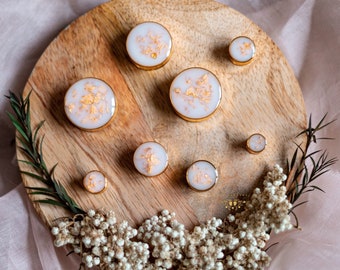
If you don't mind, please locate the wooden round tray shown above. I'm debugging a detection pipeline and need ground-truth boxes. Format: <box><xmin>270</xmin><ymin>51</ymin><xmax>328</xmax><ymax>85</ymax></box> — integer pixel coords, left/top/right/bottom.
<box><xmin>19</xmin><ymin>0</ymin><xmax>306</xmax><ymax>229</ymax></box>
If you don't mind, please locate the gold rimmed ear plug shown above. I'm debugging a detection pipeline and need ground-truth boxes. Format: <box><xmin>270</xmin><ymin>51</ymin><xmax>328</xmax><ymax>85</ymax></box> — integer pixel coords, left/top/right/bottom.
<box><xmin>126</xmin><ymin>21</ymin><xmax>173</xmax><ymax>70</ymax></box>
<box><xmin>83</xmin><ymin>170</ymin><xmax>108</xmax><ymax>194</ymax></box>
<box><xmin>246</xmin><ymin>133</ymin><xmax>267</xmax><ymax>154</ymax></box>
<box><xmin>228</xmin><ymin>36</ymin><xmax>256</xmax><ymax>66</ymax></box>
<box><xmin>169</xmin><ymin>67</ymin><xmax>222</xmax><ymax>122</ymax></box>
<box><xmin>186</xmin><ymin>160</ymin><xmax>218</xmax><ymax>191</ymax></box>
<box><xmin>133</xmin><ymin>141</ymin><xmax>169</xmax><ymax>177</ymax></box>
<box><xmin>64</xmin><ymin>78</ymin><xmax>117</xmax><ymax>131</ymax></box>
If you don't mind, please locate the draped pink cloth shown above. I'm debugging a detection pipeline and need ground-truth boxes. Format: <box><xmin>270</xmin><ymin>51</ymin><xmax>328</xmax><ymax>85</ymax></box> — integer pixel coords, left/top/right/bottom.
<box><xmin>1</xmin><ymin>1</ymin><xmax>339</xmax><ymax>269</ymax></box>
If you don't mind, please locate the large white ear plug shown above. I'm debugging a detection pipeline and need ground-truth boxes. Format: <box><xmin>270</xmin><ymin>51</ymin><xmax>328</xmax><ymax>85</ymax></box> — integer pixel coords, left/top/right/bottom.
<box><xmin>64</xmin><ymin>78</ymin><xmax>117</xmax><ymax>131</ymax></box>
<box><xmin>169</xmin><ymin>67</ymin><xmax>222</xmax><ymax>122</ymax></box>
<box><xmin>126</xmin><ymin>21</ymin><xmax>172</xmax><ymax>70</ymax></box>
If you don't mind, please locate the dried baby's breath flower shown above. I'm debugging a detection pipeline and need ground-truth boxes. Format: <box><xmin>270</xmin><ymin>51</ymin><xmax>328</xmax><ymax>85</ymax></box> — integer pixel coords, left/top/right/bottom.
<box><xmin>49</xmin><ymin>165</ymin><xmax>292</xmax><ymax>269</ymax></box>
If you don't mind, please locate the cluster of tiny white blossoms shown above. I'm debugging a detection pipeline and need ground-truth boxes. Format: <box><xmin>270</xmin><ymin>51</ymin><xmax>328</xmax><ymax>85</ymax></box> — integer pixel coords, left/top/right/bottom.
<box><xmin>51</xmin><ymin>210</ymin><xmax>149</xmax><ymax>269</ymax></box>
<box><xmin>51</xmin><ymin>165</ymin><xmax>293</xmax><ymax>269</ymax></box>
<box><xmin>223</xmin><ymin>164</ymin><xmax>293</xmax><ymax>269</ymax></box>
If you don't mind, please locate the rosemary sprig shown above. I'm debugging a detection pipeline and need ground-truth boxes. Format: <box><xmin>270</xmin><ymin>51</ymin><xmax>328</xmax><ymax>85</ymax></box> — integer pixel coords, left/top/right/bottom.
<box><xmin>286</xmin><ymin>114</ymin><xmax>337</xmax><ymax>225</ymax></box>
<box><xmin>6</xmin><ymin>91</ymin><xmax>85</xmax><ymax>215</ymax></box>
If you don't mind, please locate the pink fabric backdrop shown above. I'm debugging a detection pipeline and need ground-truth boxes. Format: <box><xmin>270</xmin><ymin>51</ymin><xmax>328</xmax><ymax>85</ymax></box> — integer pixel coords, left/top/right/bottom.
<box><xmin>1</xmin><ymin>0</ymin><xmax>339</xmax><ymax>269</ymax></box>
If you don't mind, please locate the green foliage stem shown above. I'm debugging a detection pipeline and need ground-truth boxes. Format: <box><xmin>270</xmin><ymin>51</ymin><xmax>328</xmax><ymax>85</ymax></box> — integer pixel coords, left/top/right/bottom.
<box><xmin>6</xmin><ymin>91</ymin><xmax>85</xmax><ymax>215</ymax></box>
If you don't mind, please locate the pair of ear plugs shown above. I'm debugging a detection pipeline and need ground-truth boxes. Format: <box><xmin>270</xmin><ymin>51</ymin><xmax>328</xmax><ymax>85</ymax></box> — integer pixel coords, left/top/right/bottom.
<box><xmin>81</xmin><ymin>141</ymin><xmax>169</xmax><ymax>194</ymax></box>
<box><xmin>126</xmin><ymin>22</ymin><xmax>221</xmax><ymax>122</ymax></box>
<box><xmin>62</xmin><ymin>69</ymin><xmax>221</xmax><ymax>128</ymax></box>
<box><xmin>125</xmin><ymin>21</ymin><xmax>256</xmax><ymax>69</ymax></box>
<box><xmin>133</xmin><ymin>141</ymin><xmax>218</xmax><ymax>192</ymax></box>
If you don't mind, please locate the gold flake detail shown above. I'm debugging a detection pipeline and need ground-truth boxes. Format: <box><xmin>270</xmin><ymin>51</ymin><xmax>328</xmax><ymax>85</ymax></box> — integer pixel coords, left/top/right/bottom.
<box><xmin>86</xmin><ymin>175</ymin><xmax>104</xmax><ymax>192</ymax></box>
<box><xmin>137</xmin><ymin>31</ymin><xmax>168</xmax><ymax>59</ymax></box>
<box><xmin>67</xmin><ymin>103</ymin><xmax>75</xmax><ymax>113</ymax></box>
<box><xmin>141</xmin><ymin>147</ymin><xmax>160</xmax><ymax>174</ymax></box>
<box><xmin>192</xmin><ymin>165</ymin><xmax>213</xmax><ymax>186</ymax></box>
<box><xmin>75</xmin><ymin>82</ymin><xmax>110</xmax><ymax>123</ymax></box>
<box><xmin>174</xmin><ymin>74</ymin><xmax>212</xmax><ymax>111</ymax></box>
<box><xmin>240</xmin><ymin>42</ymin><xmax>252</xmax><ymax>56</ymax></box>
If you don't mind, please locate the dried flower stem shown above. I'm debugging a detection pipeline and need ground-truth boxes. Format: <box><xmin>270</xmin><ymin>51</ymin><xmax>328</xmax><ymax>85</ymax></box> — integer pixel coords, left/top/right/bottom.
<box><xmin>286</xmin><ymin>114</ymin><xmax>337</xmax><ymax>225</ymax></box>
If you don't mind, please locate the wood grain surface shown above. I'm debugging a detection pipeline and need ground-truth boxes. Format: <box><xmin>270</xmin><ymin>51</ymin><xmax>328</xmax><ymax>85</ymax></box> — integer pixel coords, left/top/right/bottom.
<box><xmin>19</xmin><ymin>0</ymin><xmax>306</xmax><ymax>229</ymax></box>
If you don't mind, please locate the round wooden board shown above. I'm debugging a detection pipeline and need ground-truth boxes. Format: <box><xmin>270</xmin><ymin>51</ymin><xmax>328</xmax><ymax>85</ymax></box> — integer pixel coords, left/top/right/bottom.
<box><xmin>19</xmin><ymin>0</ymin><xmax>306</xmax><ymax>229</ymax></box>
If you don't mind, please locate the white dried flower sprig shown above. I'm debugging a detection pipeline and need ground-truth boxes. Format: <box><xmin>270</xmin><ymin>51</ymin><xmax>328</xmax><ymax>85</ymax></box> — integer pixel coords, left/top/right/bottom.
<box><xmin>51</xmin><ymin>165</ymin><xmax>292</xmax><ymax>269</ymax></box>
<box><xmin>223</xmin><ymin>164</ymin><xmax>292</xmax><ymax>269</ymax></box>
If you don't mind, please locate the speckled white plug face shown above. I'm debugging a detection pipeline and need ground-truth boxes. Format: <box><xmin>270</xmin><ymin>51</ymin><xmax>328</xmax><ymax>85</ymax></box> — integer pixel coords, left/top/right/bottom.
<box><xmin>246</xmin><ymin>133</ymin><xmax>267</xmax><ymax>154</ymax></box>
<box><xmin>126</xmin><ymin>22</ymin><xmax>172</xmax><ymax>69</ymax></box>
<box><xmin>186</xmin><ymin>160</ymin><xmax>218</xmax><ymax>191</ymax></box>
<box><xmin>83</xmin><ymin>170</ymin><xmax>107</xmax><ymax>194</ymax></box>
<box><xmin>229</xmin><ymin>36</ymin><xmax>255</xmax><ymax>65</ymax></box>
<box><xmin>64</xmin><ymin>78</ymin><xmax>116</xmax><ymax>131</ymax></box>
<box><xmin>169</xmin><ymin>68</ymin><xmax>222</xmax><ymax>121</ymax></box>
<box><xmin>133</xmin><ymin>142</ymin><xmax>168</xmax><ymax>177</ymax></box>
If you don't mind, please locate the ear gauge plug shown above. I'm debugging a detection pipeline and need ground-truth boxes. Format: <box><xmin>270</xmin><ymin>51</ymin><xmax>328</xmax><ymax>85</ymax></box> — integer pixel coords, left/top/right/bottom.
<box><xmin>246</xmin><ymin>133</ymin><xmax>267</xmax><ymax>154</ymax></box>
<box><xmin>126</xmin><ymin>21</ymin><xmax>173</xmax><ymax>70</ymax></box>
<box><xmin>64</xmin><ymin>78</ymin><xmax>117</xmax><ymax>131</ymax></box>
<box><xmin>186</xmin><ymin>160</ymin><xmax>218</xmax><ymax>191</ymax></box>
<box><xmin>83</xmin><ymin>170</ymin><xmax>108</xmax><ymax>194</ymax></box>
<box><xmin>169</xmin><ymin>67</ymin><xmax>222</xmax><ymax>122</ymax></box>
<box><xmin>228</xmin><ymin>36</ymin><xmax>256</xmax><ymax>66</ymax></box>
<box><xmin>133</xmin><ymin>141</ymin><xmax>169</xmax><ymax>177</ymax></box>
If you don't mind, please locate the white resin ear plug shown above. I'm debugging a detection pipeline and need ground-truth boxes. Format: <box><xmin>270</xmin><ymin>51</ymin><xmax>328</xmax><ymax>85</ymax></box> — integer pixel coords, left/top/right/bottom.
<box><xmin>64</xmin><ymin>78</ymin><xmax>117</xmax><ymax>131</ymax></box>
<box><xmin>169</xmin><ymin>67</ymin><xmax>222</xmax><ymax>121</ymax></box>
<box><xmin>246</xmin><ymin>133</ymin><xmax>267</xmax><ymax>154</ymax></box>
<box><xmin>83</xmin><ymin>170</ymin><xmax>108</xmax><ymax>194</ymax></box>
<box><xmin>126</xmin><ymin>21</ymin><xmax>172</xmax><ymax>70</ymax></box>
<box><xmin>186</xmin><ymin>160</ymin><xmax>218</xmax><ymax>191</ymax></box>
<box><xmin>133</xmin><ymin>142</ymin><xmax>168</xmax><ymax>177</ymax></box>
<box><xmin>229</xmin><ymin>36</ymin><xmax>256</xmax><ymax>65</ymax></box>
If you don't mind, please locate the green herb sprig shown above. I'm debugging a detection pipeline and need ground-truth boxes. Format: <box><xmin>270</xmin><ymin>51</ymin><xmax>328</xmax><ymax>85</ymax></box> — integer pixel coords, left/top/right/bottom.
<box><xmin>6</xmin><ymin>91</ymin><xmax>85</xmax><ymax>215</ymax></box>
<box><xmin>287</xmin><ymin>114</ymin><xmax>337</xmax><ymax>226</ymax></box>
